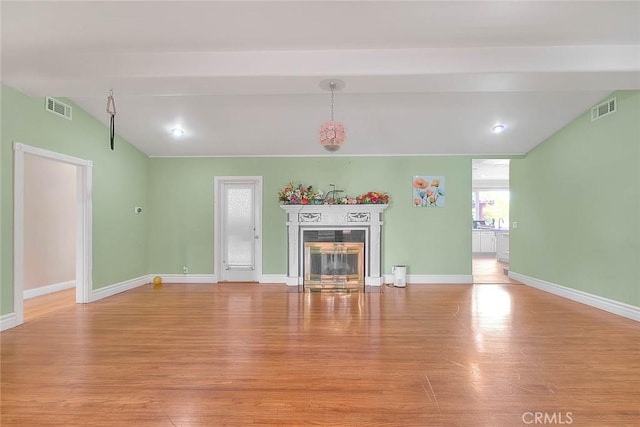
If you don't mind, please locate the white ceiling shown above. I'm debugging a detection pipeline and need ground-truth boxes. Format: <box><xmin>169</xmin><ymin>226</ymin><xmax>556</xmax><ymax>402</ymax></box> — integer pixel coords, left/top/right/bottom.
<box><xmin>2</xmin><ymin>1</ymin><xmax>639</xmax><ymax>157</ymax></box>
<box><xmin>472</xmin><ymin>158</ymin><xmax>510</xmax><ymax>182</ymax></box>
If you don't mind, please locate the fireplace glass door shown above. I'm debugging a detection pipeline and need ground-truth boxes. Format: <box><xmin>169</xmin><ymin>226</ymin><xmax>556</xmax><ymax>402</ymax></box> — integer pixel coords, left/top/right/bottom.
<box><xmin>303</xmin><ymin>242</ymin><xmax>364</xmax><ymax>292</ymax></box>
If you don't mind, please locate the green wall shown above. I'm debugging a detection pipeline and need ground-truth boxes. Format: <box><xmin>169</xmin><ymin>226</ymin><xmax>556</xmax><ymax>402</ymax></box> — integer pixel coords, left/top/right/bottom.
<box><xmin>1</xmin><ymin>82</ymin><xmax>473</xmax><ymax>317</ymax></box>
<box><xmin>148</xmin><ymin>156</ymin><xmax>472</xmax><ymax>276</ymax></box>
<box><xmin>5</xmin><ymin>83</ymin><xmax>637</xmax><ymax>317</ymax></box>
<box><xmin>4</xmin><ymin>81</ymin><xmax>637</xmax><ymax>318</ymax></box>
<box><xmin>510</xmin><ymin>90</ymin><xmax>640</xmax><ymax>307</ymax></box>
<box><xmin>1</xmin><ymin>84</ymin><xmax>149</xmax><ymax>315</ymax></box>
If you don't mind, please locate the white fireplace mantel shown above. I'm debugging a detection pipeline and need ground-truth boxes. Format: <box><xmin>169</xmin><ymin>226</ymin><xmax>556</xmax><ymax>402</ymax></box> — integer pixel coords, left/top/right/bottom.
<box><xmin>280</xmin><ymin>204</ymin><xmax>388</xmax><ymax>290</ymax></box>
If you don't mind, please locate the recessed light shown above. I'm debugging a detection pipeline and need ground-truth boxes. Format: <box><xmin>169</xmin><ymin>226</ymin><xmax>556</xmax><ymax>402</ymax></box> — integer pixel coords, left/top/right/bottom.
<box><xmin>171</xmin><ymin>127</ymin><xmax>185</xmax><ymax>137</ymax></box>
<box><xmin>491</xmin><ymin>124</ymin><xmax>506</xmax><ymax>134</ymax></box>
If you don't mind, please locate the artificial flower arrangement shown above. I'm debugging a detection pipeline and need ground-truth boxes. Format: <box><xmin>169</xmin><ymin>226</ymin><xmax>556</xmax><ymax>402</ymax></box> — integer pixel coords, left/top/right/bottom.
<box><xmin>278</xmin><ymin>183</ymin><xmax>389</xmax><ymax>205</ymax></box>
<box><xmin>356</xmin><ymin>191</ymin><xmax>389</xmax><ymax>205</ymax></box>
<box><xmin>278</xmin><ymin>183</ymin><xmax>323</xmax><ymax>205</ymax></box>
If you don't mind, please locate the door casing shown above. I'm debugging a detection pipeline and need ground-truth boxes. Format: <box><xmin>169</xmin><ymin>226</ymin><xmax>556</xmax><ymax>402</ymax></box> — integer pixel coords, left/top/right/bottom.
<box><xmin>13</xmin><ymin>142</ymin><xmax>93</xmax><ymax>326</ymax></box>
<box><xmin>213</xmin><ymin>176</ymin><xmax>263</xmax><ymax>282</ymax></box>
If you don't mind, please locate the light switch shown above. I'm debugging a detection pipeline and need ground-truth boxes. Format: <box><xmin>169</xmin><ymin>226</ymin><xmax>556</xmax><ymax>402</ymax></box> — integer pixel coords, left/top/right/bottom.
<box><xmin>512</xmin><ymin>221</ymin><xmax>518</xmax><ymax>229</ymax></box>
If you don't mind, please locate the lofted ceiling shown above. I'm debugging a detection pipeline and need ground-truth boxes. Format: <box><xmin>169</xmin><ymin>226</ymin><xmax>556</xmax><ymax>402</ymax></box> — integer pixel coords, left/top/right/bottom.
<box><xmin>2</xmin><ymin>1</ymin><xmax>639</xmax><ymax>157</ymax></box>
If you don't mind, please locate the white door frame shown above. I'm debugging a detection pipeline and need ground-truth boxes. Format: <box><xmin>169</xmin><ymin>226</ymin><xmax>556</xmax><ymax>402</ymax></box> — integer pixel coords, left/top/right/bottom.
<box><xmin>213</xmin><ymin>176</ymin><xmax>262</xmax><ymax>282</ymax></box>
<box><xmin>13</xmin><ymin>142</ymin><xmax>93</xmax><ymax>326</ymax></box>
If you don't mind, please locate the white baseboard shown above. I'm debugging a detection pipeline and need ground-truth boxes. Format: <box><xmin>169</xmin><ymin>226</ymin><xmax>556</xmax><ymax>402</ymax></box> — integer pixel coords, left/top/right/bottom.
<box><xmin>24</xmin><ymin>280</ymin><xmax>75</xmax><ymax>300</ymax></box>
<box><xmin>365</xmin><ymin>277</ymin><xmax>383</xmax><ymax>286</ymax></box>
<box><xmin>259</xmin><ymin>274</ymin><xmax>287</xmax><ymax>284</ymax></box>
<box><xmin>89</xmin><ymin>275</ymin><xmax>151</xmax><ymax>302</ymax></box>
<box><xmin>382</xmin><ymin>274</ymin><xmax>473</xmax><ymax>285</ymax></box>
<box><xmin>284</xmin><ymin>277</ymin><xmax>299</xmax><ymax>286</ymax></box>
<box><xmin>510</xmin><ymin>271</ymin><xmax>640</xmax><ymax>322</ymax></box>
<box><xmin>153</xmin><ymin>274</ymin><xmax>217</xmax><ymax>284</ymax></box>
<box><xmin>1</xmin><ymin>312</ymin><xmax>18</xmax><ymax>332</ymax></box>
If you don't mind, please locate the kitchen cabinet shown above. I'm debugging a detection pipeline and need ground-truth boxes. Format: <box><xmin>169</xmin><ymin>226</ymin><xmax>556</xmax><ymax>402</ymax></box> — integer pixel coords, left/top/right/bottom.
<box><xmin>480</xmin><ymin>231</ymin><xmax>496</xmax><ymax>253</ymax></box>
<box><xmin>472</xmin><ymin>232</ymin><xmax>481</xmax><ymax>252</ymax></box>
<box><xmin>496</xmin><ymin>232</ymin><xmax>510</xmax><ymax>262</ymax></box>
<box><xmin>473</xmin><ymin>230</ymin><xmax>496</xmax><ymax>253</ymax></box>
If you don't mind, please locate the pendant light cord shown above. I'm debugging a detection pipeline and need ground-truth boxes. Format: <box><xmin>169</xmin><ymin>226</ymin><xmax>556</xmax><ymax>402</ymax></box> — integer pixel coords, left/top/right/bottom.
<box><xmin>330</xmin><ymin>82</ymin><xmax>335</xmax><ymax>122</ymax></box>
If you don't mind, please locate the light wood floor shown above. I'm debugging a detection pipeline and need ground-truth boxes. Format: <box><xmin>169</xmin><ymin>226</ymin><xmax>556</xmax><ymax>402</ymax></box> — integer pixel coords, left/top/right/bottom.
<box><xmin>473</xmin><ymin>255</ymin><xmax>520</xmax><ymax>284</ymax></box>
<box><xmin>23</xmin><ymin>287</ymin><xmax>76</xmax><ymax>322</ymax></box>
<box><xmin>2</xmin><ymin>283</ymin><xmax>639</xmax><ymax>426</ymax></box>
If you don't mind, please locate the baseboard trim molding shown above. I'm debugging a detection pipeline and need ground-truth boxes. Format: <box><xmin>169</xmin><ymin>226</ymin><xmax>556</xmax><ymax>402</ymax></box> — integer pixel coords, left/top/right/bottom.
<box><xmin>509</xmin><ymin>271</ymin><xmax>640</xmax><ymax>322</ymax></box>
<box><xmin>382</xmin><ymin>274</ymin><xmax>473</xmax><ymax>285</ymax></box>
<box><xmin>1</xmin><ymin>312</ymin><xmax>18</xmax><ymax>332</ymax></box>
<box><xmin>24</xmin><ymin>280</ymin><xmax>75</xmax><ymax>300</ymax></box>
<box><xmin>284</xmin><ymin>277</ymin><xmax>299</xmax><ymax>286</ymax></box>
<box><xmin>259</xmin><ymin>275</ymin><xmax>287</xmax><ymax>284</ymax></box>
<box><xmin>154</xmin><ymin>274</ymin><xmax>217</xmax><ymax>284</ymax></box>
<box><xmin>89</xmin><ymin>275</ymin><xmax>151</xmax><ymax>302</ymax></box>
<box><xmin>365</xmin><ymin>277</ymin><xmax>384</xmax><ymax>286</ymax></box>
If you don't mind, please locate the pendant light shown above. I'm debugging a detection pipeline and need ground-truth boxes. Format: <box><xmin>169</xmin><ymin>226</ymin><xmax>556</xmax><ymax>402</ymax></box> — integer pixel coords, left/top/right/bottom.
<box><xmin>319</xmin><ymin>79</ymin><xmax>346</xmax><ymax>152</ymax></box>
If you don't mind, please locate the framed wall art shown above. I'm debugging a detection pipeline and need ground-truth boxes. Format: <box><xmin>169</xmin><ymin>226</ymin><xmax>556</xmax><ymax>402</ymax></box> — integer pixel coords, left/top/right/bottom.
<box><xmin>413</xmin><ymin>176</ymin><xmax>445</xmax><ymax>207</ymax></box>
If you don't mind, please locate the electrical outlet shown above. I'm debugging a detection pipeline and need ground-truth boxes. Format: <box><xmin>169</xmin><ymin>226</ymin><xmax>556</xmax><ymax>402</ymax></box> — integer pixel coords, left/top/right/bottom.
<box><xmin>182</xmin><ymin>265</ymin><xmax>188</xmax><ymax>274</ymax></box>
<box><xmin>512</xmin><ymin>221</ymin><xmax>518</xmax><ymax>229</ymax></box>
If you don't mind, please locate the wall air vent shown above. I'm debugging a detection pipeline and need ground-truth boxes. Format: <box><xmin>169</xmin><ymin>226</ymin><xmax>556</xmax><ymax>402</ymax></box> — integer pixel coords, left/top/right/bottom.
<box><xmin>45</xmin><ymin>97</ymin><xmax>72</xmax><ymax>120</ymax></box>
<box><xmin>591</xmin><ymin>97</ymin><xmax>616</xmax><ymax>122</ymax></box>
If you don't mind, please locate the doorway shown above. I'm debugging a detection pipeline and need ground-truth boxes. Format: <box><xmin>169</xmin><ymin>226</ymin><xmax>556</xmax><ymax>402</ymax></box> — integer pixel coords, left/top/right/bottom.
<box><xmin>214</xmin><ymin>177</ymin><xmax>262</xmax><ymax>282</ymax></box>
<box><xmin>13</xmin><ymin>142</ymin><xmax>93</xmax><ymax>326</ymax></box>
<box><xmin>23</xmin><ymin>153</ymin><xmax>75</xmax><ymax>319</ymax></box>
<box><xmin>471</xmin><ymin>159</ymin><xmax>513</xmax><ymax>284</ymax></box>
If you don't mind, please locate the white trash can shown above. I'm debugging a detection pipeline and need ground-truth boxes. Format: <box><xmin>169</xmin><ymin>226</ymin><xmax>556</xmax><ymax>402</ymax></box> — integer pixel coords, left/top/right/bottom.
<box><xmin>393</xmin><ymin>265</ymin><xmax>407</xmax><ymax>287</ymax></box>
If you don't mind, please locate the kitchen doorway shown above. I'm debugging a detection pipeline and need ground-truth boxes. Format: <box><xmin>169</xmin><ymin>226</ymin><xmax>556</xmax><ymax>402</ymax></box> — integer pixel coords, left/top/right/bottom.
<box><xmin>471</xmin><ymin>159</ymin><xmax>514</xmax><ymax>284</ymax></box>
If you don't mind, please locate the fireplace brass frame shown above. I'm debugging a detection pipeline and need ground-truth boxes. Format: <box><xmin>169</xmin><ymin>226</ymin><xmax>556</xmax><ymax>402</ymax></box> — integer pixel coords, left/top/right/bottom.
<box><xmin>303</xmin><ymin>242</ymin><xmax>364</xmax><ymax>292</ymax></box>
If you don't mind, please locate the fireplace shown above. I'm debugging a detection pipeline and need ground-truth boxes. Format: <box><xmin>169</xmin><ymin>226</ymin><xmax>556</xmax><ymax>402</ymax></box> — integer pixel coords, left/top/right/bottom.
<box><xmin>280</xmin><ymin>204</ymin><xmax>388</xmax><ymax>292</ymax></box>
<box><xmin>303</xmin><ymin>229</ymin><xmax>366</xmax><ymax>292</ymax></box>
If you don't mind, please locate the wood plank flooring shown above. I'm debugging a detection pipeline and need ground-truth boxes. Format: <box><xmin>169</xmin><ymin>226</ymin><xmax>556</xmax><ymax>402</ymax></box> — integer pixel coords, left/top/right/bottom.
<box><xmin>23</xmin><ymin>287</ymin><xmax>76</xmax><ymax>322</ymax></box>
<box><xmin>2</xmin><ymin>283</ymin><xmax>639</xmax><ymax>426</ymax></box>
<box><xmin>473</xmin><ymin>255</ymin><xmax>520</xmax><ymax>284</ymax></box>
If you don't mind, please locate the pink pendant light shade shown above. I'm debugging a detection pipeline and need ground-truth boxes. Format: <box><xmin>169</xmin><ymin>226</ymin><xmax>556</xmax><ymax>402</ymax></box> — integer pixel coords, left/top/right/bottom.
<box><xmin>320</xmin><ymin>121</ymin><xmax>345</xmax><ymax>152</ymax></box>
<box><xmin>319</xmin><ymin>79</ymin><xmax>346</xmax><ymax>152</ymax></box>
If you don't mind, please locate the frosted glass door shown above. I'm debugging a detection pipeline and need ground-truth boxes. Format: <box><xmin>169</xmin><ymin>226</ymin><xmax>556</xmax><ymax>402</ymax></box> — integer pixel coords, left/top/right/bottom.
<box><xmin>221</xmin><ymin>182</ymin><xmax>256</xmax><ymax>281</ymax></box>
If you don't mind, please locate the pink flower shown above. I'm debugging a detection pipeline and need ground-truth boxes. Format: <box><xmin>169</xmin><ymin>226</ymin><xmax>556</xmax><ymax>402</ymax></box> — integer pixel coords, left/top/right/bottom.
<box><xmin>413</xmin><ymin>177</ymin><xmax>428</xmax><ymax>189</ymax></box>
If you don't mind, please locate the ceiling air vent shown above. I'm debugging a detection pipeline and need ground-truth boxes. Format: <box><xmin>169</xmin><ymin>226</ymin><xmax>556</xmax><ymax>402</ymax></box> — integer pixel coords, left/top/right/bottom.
<box><xmin>45</xmin><ymin>97</ymin><xmax>72</xmax><ymax>120</ymax></box>
<box><xmin>591</xmin><ymin>97</ymin><xmax>616</xmax><ymax>122</ymax></box>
